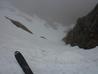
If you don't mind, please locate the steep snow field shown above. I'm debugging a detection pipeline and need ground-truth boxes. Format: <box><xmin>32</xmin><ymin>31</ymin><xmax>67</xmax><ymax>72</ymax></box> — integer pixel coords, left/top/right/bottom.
<box><xmin>0</xmin><ymin>2</ymin><xmax>98</xmax><ymax>74</ymax></box>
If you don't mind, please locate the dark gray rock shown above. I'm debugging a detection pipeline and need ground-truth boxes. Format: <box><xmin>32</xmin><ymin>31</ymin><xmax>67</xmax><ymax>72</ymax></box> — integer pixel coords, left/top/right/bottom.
<box><xmin>5</xmin><ymin>16</ymin><xmax>33</xmax><ymax>35</ymax></box>
<box><xmin>63</xmin><ymin>4</ymin><xmax>98</xmax><ymax>49</ymax></box>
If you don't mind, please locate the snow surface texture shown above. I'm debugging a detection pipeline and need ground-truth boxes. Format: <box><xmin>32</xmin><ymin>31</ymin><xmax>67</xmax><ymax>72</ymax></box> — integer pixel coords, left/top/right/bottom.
<box><xmin>0</xmin><ymin>1</ymin><xmax>98</xmax><ymax>74</ymax></box>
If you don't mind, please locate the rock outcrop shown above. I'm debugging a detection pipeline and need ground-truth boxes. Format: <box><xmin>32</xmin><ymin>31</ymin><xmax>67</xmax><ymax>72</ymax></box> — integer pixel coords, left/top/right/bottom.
<box><xmin>63</xmin><ymin>4</ymin><xmax>98</xmax><ymax>49</ymax></box>
<box><xmin>5</xmin><ymin>16</ymin><xmax>33</xmax><ymax>34</ymax></box>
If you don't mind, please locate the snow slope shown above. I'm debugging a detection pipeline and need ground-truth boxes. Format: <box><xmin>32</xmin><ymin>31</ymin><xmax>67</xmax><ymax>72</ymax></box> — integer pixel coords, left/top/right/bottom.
<box><xmin>0</xmin><ymin>2</ymin><xmax>98</xmax><ymax>74</ymax></box>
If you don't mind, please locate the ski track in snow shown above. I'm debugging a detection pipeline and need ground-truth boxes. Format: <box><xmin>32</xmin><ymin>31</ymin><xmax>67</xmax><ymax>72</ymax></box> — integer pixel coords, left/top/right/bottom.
<box><xmin>0</xmin><ymin>3</ymin><xmax>98</xmax><ymax>74</ymax></box>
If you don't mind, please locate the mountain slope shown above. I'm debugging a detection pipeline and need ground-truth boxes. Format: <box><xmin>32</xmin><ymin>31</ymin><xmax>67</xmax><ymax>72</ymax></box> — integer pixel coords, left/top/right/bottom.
<box><xmin>0</xmin><ymin>3</ymin><xmax>98</xmax><ymax>74</ymax></box>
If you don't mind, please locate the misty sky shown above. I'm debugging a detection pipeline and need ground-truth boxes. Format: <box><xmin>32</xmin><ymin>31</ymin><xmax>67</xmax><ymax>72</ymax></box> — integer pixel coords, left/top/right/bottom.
<box><xmin>1</xmin><ymin>0</ymin><xmax>98</xmax><ymax>25</ymax></box>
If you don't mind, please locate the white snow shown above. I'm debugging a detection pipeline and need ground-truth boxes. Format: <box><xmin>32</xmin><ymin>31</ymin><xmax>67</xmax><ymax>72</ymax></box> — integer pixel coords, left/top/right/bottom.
<box><xmin>0</xmin><ymin>2</ymin><xmax>98</xmax><ymax>74</ymax></box>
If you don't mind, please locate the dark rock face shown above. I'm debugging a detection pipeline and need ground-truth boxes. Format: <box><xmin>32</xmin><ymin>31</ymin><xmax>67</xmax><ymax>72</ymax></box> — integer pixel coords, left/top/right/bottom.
<box><xmin>63</xmin><ymin>4</ymin><xmax>98</xmax><ymax>49</ymax></box>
